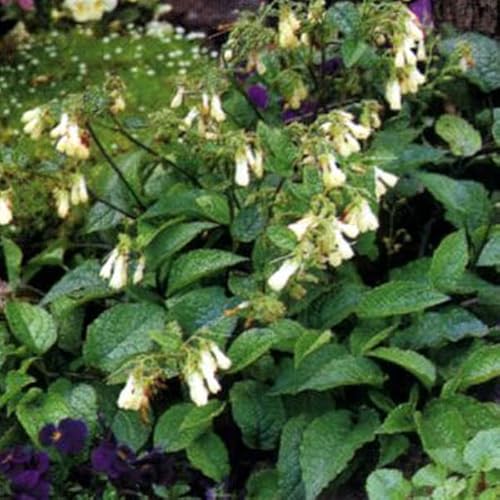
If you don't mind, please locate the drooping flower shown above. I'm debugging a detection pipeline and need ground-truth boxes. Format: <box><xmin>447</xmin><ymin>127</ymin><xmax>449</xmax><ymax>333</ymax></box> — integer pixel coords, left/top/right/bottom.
<box><xmin>0</xmin><ymin>192</ymin><xmax>13</xmax><ymax>225</ymax></box>
<box><xmin>170</xmin><ymin>86</ymin><xmax>185</xmax><ymax>109</ymax></box>
<box><xmin>234</xmin><ymin>147</ymin><xmax>250</xmax><ymax>187</ymax></box>
<box><xmin>21</xmin><ymin>107</ymin><xmax>44</xmax><ymax>140</ymax></box>
<box><xmin>210</xmin><ymin>94</ymin><xmax>226</xmax><ymax>123</ymax></box>
<box><xmin>278</xmin><ymin>7</ymin><xmax>301</xmax><ymax>49</ymax></box>
<box><xmin>198</xmin><ymin>350</ymin><xmax>221</xmax><ymax>394</ymax></box>
<box><xmin>319</xmin><ymin>154</ymin><xmax>346</xmax><ymax>189</ymax></box>
<box><xmin>63</xmin><ymin>0</ymin><xmax>118</xmax><ymax>23</ymax></box>
<box><xmin>117</xmin><ymin>373</ymin><xmax>149</xmax><ymax>411</ymax></box>
<box><xmin>100</xmin><ymin>244</ymin><xmax>130</xmax><ymax>290</ymax></box>
<box><xmin>385</xmin><ymin>78</ymin><xmax>402</xmax><ymax>110</ymax></box>
<box><xmin>288</xmin><ymin>214</ymin><xmax>316</xmax><ymax>241</ymax></box>
<box><xmin>345</xmin><ymin>199</ymin><xmax>379</xmax><ymax>233</ymax></box>
<box><xmin>209</xmin><ymin>342</ymin><xmax>232</xmax><ymax>370</ymax></box>
<box><xmin>39</xmin><ymin>418</ymin><xmax>88</xmax><ymax>455</ymax></box>
<box><xmin>51</xmin><ymin>114</ymin><xmax>90</xmax><ymax>160</ymax></box>
<box><xmin>91</xmin><ymin>439</ymin><xmax>136</xmax><ymax>481</ymax></box>
<box><xmin>185</xmin><ymin>370</ymin><xmax>209</xmax><ymax>407</ymax></box>
<box><xmin>54</xmin><ymin>188</ymin><xmax>70</xmax><ymax>219</ymax></box>
<box><xmin>132</xmin><ymin>256</ymin><xmax>146</xmax><ymax>284</ymax></box>
<box><xmin>70</xmin><ymin>174</ymin><xmax>89</xmax><ymax>205</ymax></box>
<box><xmin>268</xmin><ymin>259</ymin><xmax>300</xmax><ymax>292</ymax></box>
<box><xmin>374</xmin><ymin>167</ymin><xmax>399</xmax><ymax>199</ymax></box>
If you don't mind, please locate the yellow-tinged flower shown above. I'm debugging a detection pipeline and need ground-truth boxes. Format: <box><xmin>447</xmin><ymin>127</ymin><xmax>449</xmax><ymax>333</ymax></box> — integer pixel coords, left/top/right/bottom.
<box><xmin>278</xmin><ymin>7</ymin><xmax>301</xmax><ymax>49</ymax></box>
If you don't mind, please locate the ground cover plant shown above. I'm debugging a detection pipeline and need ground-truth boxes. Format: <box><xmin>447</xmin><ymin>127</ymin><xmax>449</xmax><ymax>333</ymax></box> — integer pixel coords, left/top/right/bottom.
<box><xmin>0</xmin><ymin>0</ymin><xmax>499</xmax><ymax>498</ymax></box>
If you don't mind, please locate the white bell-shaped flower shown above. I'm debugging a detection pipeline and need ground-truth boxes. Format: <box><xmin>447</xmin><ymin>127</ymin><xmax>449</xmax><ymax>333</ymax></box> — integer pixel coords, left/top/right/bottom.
<box><xmin>210</xmin><ymin>94</ymin><xmax>226</xmax><ymax>123</ymax></box>
<box><xmin>170</xmin><ymin>86</ymin><xmax>185</xmax><ymax>109</ymax></box>
<box><xmin>235</xmin><ymin>148</ymin><xmax>250</xmax><ymax>187</ymax></box>
<box><xmin>0</xmin><ymin>193</ymin><xmax>13</xmax><ymax>226</ymax></box>
<box><xmin>117</xmin><ymin>373</ymin><xmax>148</xmax><ymax>411</ymax></box>
<box><xmin>374</xmin><ymin>167</ymin><xmax>399</xmax><ymax>199</ymax></box>
<box><xmin>385</xmin><ymin>79</ymin><xmax>402</xmax><ymax>111</ymax></box>
<box><xmin>268</xmin><ymin>259</ymin><xmax>300</xmax><ymax>292</ymax></box>
<box><xmin>199</xmin><ymin>350</ymin><xmax>221</xmax><ymax>394</ymax></box>
<box><xmin>209</xmin><ymin>343</ymin><xmax>232</xmax><ymax>370</ymax></box>
<box><xmin>288</xmin><ymin>214</ymin><xmax>316</xmax><ymax>241</ymax></box>
<box><xmin>186</xmin><ymin>370</ymin><xmax>209</xmax><ymax>407</ymax></box>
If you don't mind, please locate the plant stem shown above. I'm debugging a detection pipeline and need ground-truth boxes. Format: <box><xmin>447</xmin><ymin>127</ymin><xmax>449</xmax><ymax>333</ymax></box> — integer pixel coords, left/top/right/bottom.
<box><xmin>87</xmin><ymin>187</ymin><xmax>137</xmax><ymax>219</ymax></box>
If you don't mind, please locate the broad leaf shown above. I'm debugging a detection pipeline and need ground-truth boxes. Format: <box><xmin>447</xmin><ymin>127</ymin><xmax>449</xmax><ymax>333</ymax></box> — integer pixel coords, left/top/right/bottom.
<box><xmin>5</xmin><ymin>301</ymin><xmax>57</xmax><ymax>355</ymax></box>
<box><xmin>464</xmin><ymin>428</ymin><xmax>500</xmax><ymax>472</ymax></box>
<box><xmin>435</xmin><ymin>114</ymin><xmax>481</xmax><ymax>157</ymax></box>
<box><xmin>454</xmin><ymin>345</ymin><xmax>500</xmax><ymax>391</ymax></box>
<box><xmin>168</xmin><ymin>249</ymin><xmax>246</xmax><ymax>295</ymax></box>
<box><xmin>477</xmin><ymin>231</ymin><xmax>500</xmax><ymax>266</ymax></box>
<box><xmin>357</xmin><ymin>281</ymin><xmax>449</xmax><ymax>318</ymax></box>
<box><xmin>366</xmin><ymin>469</ymin><xmax>412</xmax><ymax>500</ymax></box>
<box><xmin>186</xmin><ymin>431</ymin><xmax>230</xmax><ymax>481</ymax></box>
<box><xmin>300</xmin><ymin>409</ymin><xmax>379</xmax><ymax>500</ymax></box>
<box><xmin>228</xmin><ymin>328</ymin><xmax>276</xmax><ymax>374</ymax></box>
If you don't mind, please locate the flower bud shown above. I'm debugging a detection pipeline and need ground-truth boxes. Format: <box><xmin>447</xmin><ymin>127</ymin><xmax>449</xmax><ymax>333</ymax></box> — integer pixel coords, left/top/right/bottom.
<box><xmin>268</xmin><ymin>259</ymin><xmax>300</xmax><ymax>292</ymax></box>
<box><xmin>374</xmin><ymin>167</ymin><xmax>399</xmax><ymax>199</ymax></box>
<box><xmin>109</xmin><ymin>252</ymin><xmax>128</xmax><ymax>290</ymax></box>
<box><xmin>199</xmin><ymin>350</ymin><xmax>221</xmax><ymax>394</ymax></box>
<box><xmin>209</xmin><ymin>343</ymin><xmax>232</xmax><ymax>370</ymax></box>
<box><xmin>288</xmin><ymin>215</ymin><xmax>316</xmax><ymax>241</ymax></box>
<box><xmin>235</xmin><ymin>148</ymin><xmax>250</xmax><ymax>187</ymax></box>
<box><xmin>170</xmin><ymin>86</ymin><xmax>185</xmax><ymax>109</ymax></box>
<box><xmin>385</xmin><ymin>79</ymin><xmax>402</xmax><ymax>110</ymax></box>
<box><xmin>186</xmin><ymin>370</ymin><xmax>209</xmax><ymax>406</ymax></box>
<box><xmin>210</xmin><ymin>94</ymin><xmax>226</xmax><ymax>123</ymax></box>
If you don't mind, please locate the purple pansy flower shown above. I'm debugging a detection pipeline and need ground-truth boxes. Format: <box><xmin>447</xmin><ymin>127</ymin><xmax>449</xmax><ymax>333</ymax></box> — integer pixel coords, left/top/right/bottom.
<box><xmin>409</xmin><ymin>0</ymin><xmax>433</xmax><ymax>26</ymax></box>
<box><xmin>319</xmin><ymin>57</ymin><xmax>342</xmax><ymax>76</ymax></box>
<box><xmin>282</xmin><ymin>100</ymin><xmax>319</xmax><ymax>124</ymax></box>
<box><xmin>91</xmin><ymin>439</ymin><xmax>137</xmax><ymax>481</ymax></box>
<box><xmin>247</xmin><ymin>84</ymin><xmax>270</xmax><ymax>109</ymax></box>
<box><xmin>39</xmin><ymin>418</ymin><xmax>88</xmax><ymax>455</ymax></box>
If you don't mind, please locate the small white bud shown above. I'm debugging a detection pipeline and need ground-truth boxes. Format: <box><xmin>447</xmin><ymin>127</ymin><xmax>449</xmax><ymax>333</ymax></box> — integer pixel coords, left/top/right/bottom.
<box><xmin>235</xmin><ymin>148</ymin><xmax>250</xmax><ymax>187</ymax></box>
<box><xmin>186</xmin><ymin>370</ymin><xmax>209</xmax><ymax>406</ymax></box>
<box><xmin>133</xmin><ymin>256</ymin><xmax>146</xmax><ymax>284</ymax></box>
<box><xmin>268</xmin><ymin>259</ymin><xmax>300</xmax><ymax>292</ymax></box>
<box><xmin>199</xmin><ymin>350</ymin><xmax>221</xmax><ymax>394</ymax></box>
<box><xmin>100</xmin><ymin>248</ymin><xmax>119</xmax><ymax>280</ymax></box>
<box><xmin>210</xmin><ymin>343</ymin><xmax>232</xmax><ymax>370</ymax></box>
<box><xmin>170</xmin><ymin>86</ymin><xmax>185</xmax><ymax>108</ymax></box>
<box><xmin>210</xmin><ymin>94</ymin><xmax>226</xmax><ymax>123</ymax></box>
<box><xmin>385</xmin><ymin>79</ymin><xmax>402</xmax><ymax>111</ymax></box>
<box><xmin>109</xmin><ymin>252</ymin><xmax>128</xmax><ymax>290</ymax></box>
<box><xmin>288</xmin><ymin>215</ymin><xmax>316</xmax><ymax>241</ymax></box>
<box><xmin>374</xmin><ymin>167</ymin><xmax>399</xmax><ymax>199</ymax></box>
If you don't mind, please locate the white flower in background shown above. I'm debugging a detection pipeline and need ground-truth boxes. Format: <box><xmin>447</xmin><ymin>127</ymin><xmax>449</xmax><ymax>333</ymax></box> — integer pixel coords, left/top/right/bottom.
<box><xmin>186</xmin><ymin>370</ymin><xmax>209</xmax><ymax>407</ymax></box>
<box><xmin>250</xmin><ymin>148</ymin><xmax>264</xmax><ymax>178</ymax></box>
<box><xmin>374</xmin><ymin>167</ymin><xmax>399</xmax><ymax>199</ymax></box>
<box><xmin>199</xmin><ymin>350</ymin><xmax>221</xmax><ymax>394</ymax></box>
<box><xmin>63</xmin><ymin>0</ymin><xmax>117</xmax><ymax>23</ymax></box>
<box><xmin>334</xmin><ymin>132</ymin><xmax>360</xmax><ymax>157</ymax></box>
<box><xmin>55</xmin><ymin>124</ymin><xmax>90</xmax><ymax>160</ymax></box>
<box><xmin>201</xmin><ymin>93</ymin><xmax>210</xmax><ymax>116</ymax></box>
<box><xmin>223</xmin><ymin>48</ymin><xmax>234</xmax><ymax>62</ymax></box>
<box><xmin>183</xmin><ymin>107</ymin><xmax>199</xmax><ymax>128</ymax></box>
<box><xmin>288</xmin><ymin>214</ymin><xmax>316</xmax><ymax>241</ymax></box>
<box><xmin>278</xmin><ymin>7</ymin><xmax>301</xmax><ymax>49</ymax></box>
<box><xmin>337</xmin><ymin>220</ymin><xmax>360</xmax><ymax>239</ymax></box>
<box><xmin>385</xmin><ymin>79</ymin><xmax>402</xmax><ymax>110</ymax></box>
<box><xmin>268</xmin><ymin>259</ymin><xmax>300</xmax><ymax>292</ymax></box>
<box><xmin>54</xmin><ymin>188</ymin><xmax>70</xmax><ymax>219</ymax></box>
<box><xmin>345</xmin><ymin>199</ymin><xmax>379</xmax><ymax>233</ymax></box>
<box><xmin>99</xmin><ymin>248</ymin><xmax>119</xmax><ymax>280</ymax></box>
<box><xmin>132</xmin><ymin>255</ymin><xmax>146</xmax><ymax>284</ymax></box>
<box><xmin>21</xmin><ymin>107</ymin><xmax>44</xmax><ymax>140</ymax></box>
<box><xmin>100</xmin><ymin>245</ymin><xmax>129</xmax><ymax>289</ymax></box>
<box><xmin>210</xmin><ymin>94</ymin><xmax>226</xmax><ymax>123</ymax></box>
<box><xmin>117</xmin><ymin>373</ymin><xmax>148</xmax><ymax>411</ymax></box>
<box><xmin>110</xmin><ymin>94</ymin><xmax>126</xmax><ymax>115</ymax></box>
<box><xmin>345</xmin><ymin>121</ymin><xmax>371</xmax><ymax>140</ymax></box>
<box><xmin>50</xmin><ymin>113</ymin><xmax>69</xmax><ymax>139</ymax></box>
<box><xmin>319</xmin><ymin>154</ymin><xmax>346</xmax><ymax>189</ymax></box>
<box><xmin>402</xmin><ymin>66</ymin><xmax>426</xmax><ymax>94</ymax></box>
<box><xmin>334</xmin><ymin>228</ymin><xmax>354</xmax><ymax>261</ymax></box>
<box><xmin>0</xmin><ymin>192</ymin><xmax>13</xmax><ymax>226</ymax></box>
<box><xmin>235</xmin><ymin>147</ymin><xmax>250</xmax><ymax>187</ymax></box>
<box><xmin>146</xmin><ymin>20</ymin><xmax>173</xmax><ymax>38</ymax></box>
<box><xmin>170</xmin><ymin>86</ymin><xmax>185</xmax><ymax>108</ymax></box>
<box><xmin>209</xmin><ymin>342</ymin><xmax>232</xmax><ymax>370</ymax></box>
<box><xmin>70</xmin><ymin>174</ymin><xmax>89</xmax><ymax>205</ymax></box>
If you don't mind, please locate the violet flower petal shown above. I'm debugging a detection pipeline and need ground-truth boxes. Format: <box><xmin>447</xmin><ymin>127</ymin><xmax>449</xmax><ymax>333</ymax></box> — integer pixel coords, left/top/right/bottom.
<box><xmin>247</xmin><ymin>84</ymin><xmax>270</xmax><ymax>109</ymax></box>
<box><xmin>409</xmin><ymin>0</ymin><xmax>433</xmax><ymax>26</ymax></box>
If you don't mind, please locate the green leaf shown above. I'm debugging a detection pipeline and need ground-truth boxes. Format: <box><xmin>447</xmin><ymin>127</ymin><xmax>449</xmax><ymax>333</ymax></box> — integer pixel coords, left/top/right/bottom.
<box><xmin>5</xmin><ymin>301</ymin><xmax>57</xmax><ymax>355</ymax></box>
<box><xmin>294</xmin><ymin>330</ymin><xmax>331</xmax><ymax>367</ymax></box>
<box><xmin>230</xmin><ymin>380</ymin><xmax>286</xmax><ymax>450</ymax></box>
<box><xmin>493</xmin><ymin>110</ymin><xmax>500</xmax><ymax>146</ymax></box>
<box><xmin>454</xmin><ymin>345</ymin><xmax>500</xmax><ymax>391</ymax></box>
<box><xmin>168</xmin><ymin>249</ymin><xmax>246</xmax><ymax>295</ymax></box>
<box><xmin>392</xmin><ymin>308</ymin><xmax>488</xmax><ymax>350</ymax></box>
<box><xmin>84</xmin><ymin>303</ymin><xmax>166</xmax><ymax>373</ymax></box>
<box><xmin>246</xmin><ymin>469</ymin><xmax>280</xmax><ymax>500</ymax></box>
<box><xmin>366</xmin><ymin>469</ymin><xmax>412</xmax><ymax>500</ymax></box>
<box><xmin>144</xmin><ymin>221</ymin><xmax>217</xmax><ymax>271</ymax></box>
<box><xmin>231</xmin><ymin>205</ymin><xmax>267</xmax><ymax>243</ymax></box>
<box><xmin>478</xmin><ymin>231</ymin><xmax>500</xmax><ymax>266</ymax></box>
<box><xmin>186</xmin><ymin>432</ymin><xmax>229</xmax><ymax>481</ymax></box>
<box><xmin>441</xmin><ymin>33</ymin><xmax>500</xmax><ymax>93</ymax></box>
<box><xmin>326</xmin><ymin>1</ymin><xmax>360</xmax><ymax>35</ymax></box>
<box><xmin>2</xmin><ymin>237</ymin><xmax>22</xmax><ymax>288</ymax></box>
<box><xmin>435</xmin><ymin>115</ymin><xmax>482</xmax><ymax>157</ymax></box>
<box><xmin>300</xmin><ymin>409</ymin><xmax>379</xmax><ymax>500</ymax></box>
<box><xmin>377</xmin><ymin>435</ymin><xmax>410</xmax><ymax>468</ymax></box>
<box><xmin>227</xmin><ymin>328</ymin><xmax>276</xmax><ymax>374</ymax></box>
<box><xmin>464</xmin><ymin>428</ymin><xmax>500</xmax><ymax>472</ymax></box>
<box><xmin>416</xmin><ymin>395</ymin><xmax>500</xmax><ymax>472</ymax></box>
<box><xmin>154</xmin><ymin>402</ymin><xmax>219</xmax><ymax>452</ymax></box>
<box><xmin>41</xmin><ymin>260</ymin><xmax>111</xmax><ymax>305</ymax></box>
<box><xmin>378</xmin><ymin>403</ymin><xmax>416</xmax><ymax>434</ymax></box>
<box><xmin>368</xmin><ymin>347</ymin><xmax>436</xmax><ymax>389</ymax></box>
<box><xmin>430</xmin><ymin>230</ymin><xmax>469</xmax><ymax>291</ymax></box>
<box><xmin>257</xmin><ymin>122</ymin><xmax>298</xmax><ymax>176</ymax></box>
<box><xmin>111</xmin><ymin>410</ymin><xmax>152</xmax><ymax>452</ymax></box>
<box><xmin>0</xmin><ymin>370</ymin><xmax>35</xmax><ymax>409</ymax></box>
<box><xmin>271</xmin><ymin>344</ymin><xmax>384</xmax><ymax>395</ymax></box>
<box><xmin>277</xmin><ymin>415</ymin><xmax>309</xmax><ymax>500</ymax></box>
<box><xmin>342</xmin><ymin>37</ymin><xmax>368</xmax><ymax>67</ymax></box>
<box><xmin>417</xmin><ymin>172</ymin><xmax>492</xmax><ymax>233</ymax></box>
<box><xmin>357</xmin><ymin>281</ymin><xmax>449</xmax><ymax>318</ymax></box>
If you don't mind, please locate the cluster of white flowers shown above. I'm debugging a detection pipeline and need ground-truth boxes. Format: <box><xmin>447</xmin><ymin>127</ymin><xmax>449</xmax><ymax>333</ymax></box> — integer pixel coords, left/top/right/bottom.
<box><xmin>63</xmin><ymin>0</ymin><xmax>117</xmax><ymax>23</ymax></box>
<box><xmin>53</xmin><ymin>173</ymin><xmax>89</xmax><ymax>219</ymax></box>
<box><xmin>267</xmin><ymin>165</ymin><xmax>398</xmax><ymax>292</ymax></box>
<box><xmin>51</xmin><ymin>113</ymin><xmax>90</xmax><ymax>160</ymax></box>
<box><xmin>185</xmin><ymin>342</ymin><xmax>232</xmax><ymax>407</ymax></box>
<box><xmin>117</xmin><ymin>372</ymin><xmax>149</xmax><ymax>411</ymax></box>
<box><xmin>278</xmin><ymin>6</ymin><xmax>302</xmax><ymax>49</ymax></box>
<box><xmin>234</xmin><ymin>144</ymin><xmax>264</xmax><ymax>187</ymax></box>
<box><xmin>0</xmin><ymin>192</ymin><xmax>13</xmax><ymax>226</ymax></box>
<box><xmin>320</xmin><ymin>110</ymin><xmax>375</xmax><ymax>158</ymax></box>
<box><xmin>21</xmin><ymin>106</ymin><xmax>46</xmax><ymax>140</ymax></box>
<box><xmin>100</xmin><ymin>239</ymin><xmax>145</xmax><ymax>290</ymax></box>
<box><xmin>385</xmin><ymin>10</ymin><xmax>427</xmax><ymax>110</ymax></box>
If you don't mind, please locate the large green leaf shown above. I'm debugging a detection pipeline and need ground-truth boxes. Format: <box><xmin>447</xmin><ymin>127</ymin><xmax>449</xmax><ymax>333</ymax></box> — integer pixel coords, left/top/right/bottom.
<box><xmin>5</xmin><ymin>301</ymin><xmax>57</xmax><ymax>355</ymax></box>
<box><xmin>270</xmin><ymin>344</ymin><xmax>384</xmax><ymax>395</ymax></box>
<box><xmin>277</xmin><ymin>415</ymin><xmax>309</xmax><ymax>500</ymax></box>
<box><xmin>300</xmin><ymin>409</ymin><xmax>379</xmax><ymax>500</ymax></box>
<box><xmin>417</xmin><ymin>172</ymin><xmax>492</xmax><ymax>233</ymax></box>
<box><xmin>430</xmin><ymin>230</ymin><xmax>469</xmax><ymax>291</ymax></box>
<box><xmin>366</xmin><ymin>469</ymin><xmax>412</xmax><ymax>500</ymax></box>
<box><xmin>257</xmin><ymin>122</ymin><xmax>298</xmax><ymax>176</ymax></box>
<box><xmin>454</xmin><ymin>345</ymin><xmax>500</xmax><ymax>391</ymax></box>
<box><xmin>186</xmin><ymin>431</ymin><xmax>230</xmax><ymax>482</ymax></box>
<box><xmin>227</xmin><ymin>328</ymin><xmax>276</xmax><ymax>373</ymax></box>
<box><xmin>2</xmin><ymin>237</ymin><xmax>22</xmax><ymax>289</ymax></box>
<box><xmin>441</xmin><ymin>33</ymin><xmax>500</xmax><ymax>93</ymax></box>
<box><xmin>378</xmin><ymin>403</ymin><xmax>416</xmax><ymax>434</ymax></box>
<box><xmin>168</xmin><ymin>249</ymin><xmax>246</xmax><ymax>295</ymax></box>
<box><xmin>154</xmin><ymin>401</ymin><xmax>223</xmax><ymax>452</ymax></box>
<box><xmin>464</xmin><ymin>428</ymin><xmax>500</xmax><ymax>472</ymax></box>
<box><xmin>246</xmin><ymin>469</ymin><xmax>280</xmax><ymax>500</ymax></box>
<box><xmin>84</xmin><ymin>303</ymin><xmax>166</xmax><ymax>373</ymax></box>
<box><xmin>230</xmin><ymin>381</ymin><xmax>286</xmax><ymax>450</ymax></box>
<box><xmin>392</xmin><ymin>308</ymin><xmax>488</xmax><ymax>350</ymax></box>
<box><xmin>416</xmin><ymin>395</ymin><xmax>500</xmax><ymax>473</ymax></box>
<box><xmin>477</xmin><ymin>230</ymin><xmax>500</xmax><ymax>267</ymax></box>
<box><xmin>368</xmin><ymin>347</ymin><xmax>436</xmax><ymax>389</ymax></box>
<box><xmin>435</xmin><ymin>115</ymin><xmax>482</xmax><ymax>157</ymax></box>
<box><xmin>111</xmin><ymin>409</ymin><xmax>152</xmax><ymax>452</ymax></box>
<box><xmin>357</xmin><ymin>281</ymin><xmax>449</xmax><ymax>318</ymax></box>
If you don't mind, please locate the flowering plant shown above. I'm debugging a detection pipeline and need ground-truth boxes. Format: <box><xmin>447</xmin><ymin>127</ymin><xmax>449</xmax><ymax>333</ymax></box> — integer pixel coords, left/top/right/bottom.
<box><xmin>1</xmin><ymin>0</ymin><xmax>500</xmax><ymax>498</ymax></box>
